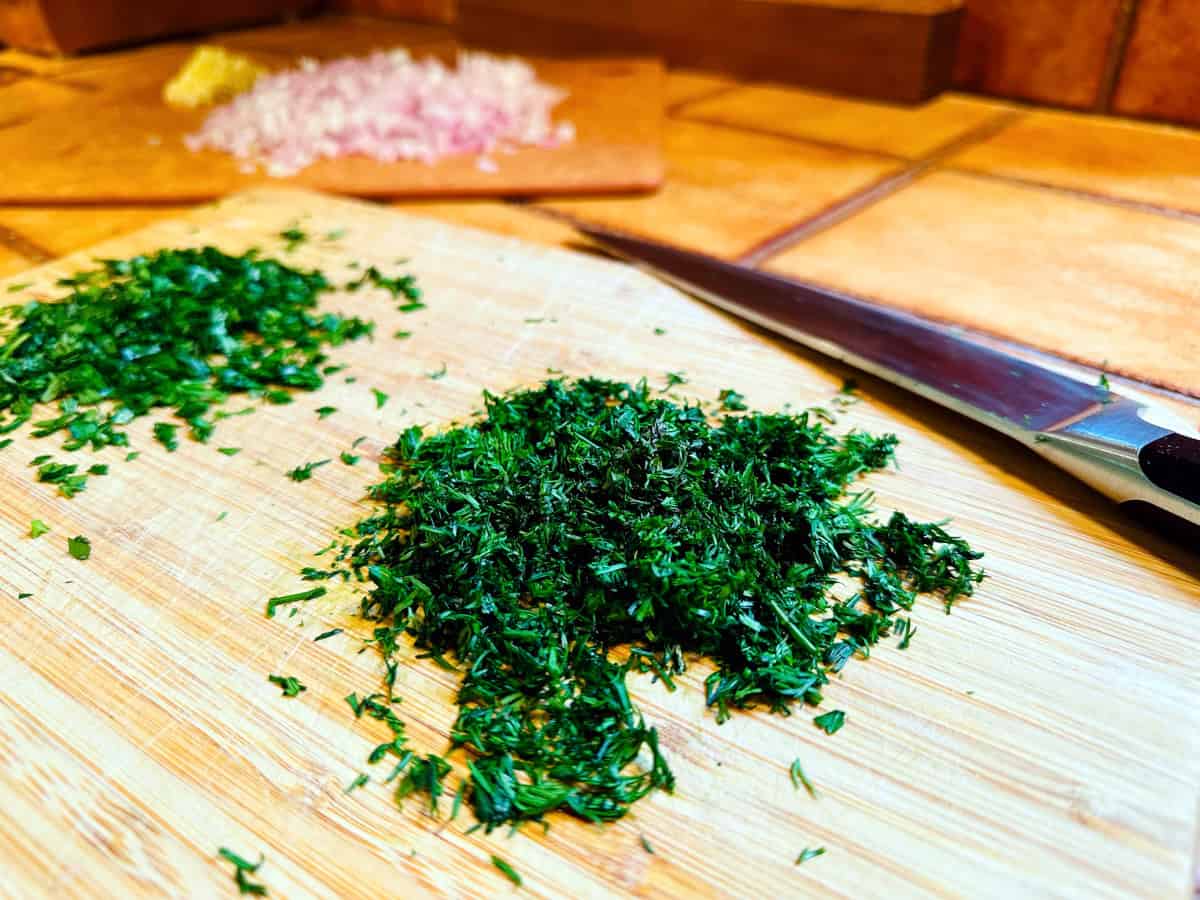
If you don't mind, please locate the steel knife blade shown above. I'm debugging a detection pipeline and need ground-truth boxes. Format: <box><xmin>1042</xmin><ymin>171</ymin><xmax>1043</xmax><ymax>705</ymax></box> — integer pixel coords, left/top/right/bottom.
<box><xmin>577</xmin><ymin>224</ymin><xmax>1200</xmax><ymax>534</ymax></box>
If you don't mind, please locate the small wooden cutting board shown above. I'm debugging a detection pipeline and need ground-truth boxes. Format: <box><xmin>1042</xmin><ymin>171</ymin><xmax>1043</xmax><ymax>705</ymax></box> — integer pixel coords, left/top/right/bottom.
<box><xmin>0</xmin><ymin>36</ymin><xmax>664</xmax><ymax>202</ymax></box>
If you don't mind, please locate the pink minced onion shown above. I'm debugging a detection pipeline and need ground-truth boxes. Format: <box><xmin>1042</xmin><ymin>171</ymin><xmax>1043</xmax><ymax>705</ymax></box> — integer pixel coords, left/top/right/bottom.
<box><xmin>185</xmin><ymin>50</ymin><xmax>575</xmax><ymax>176</ymax></box>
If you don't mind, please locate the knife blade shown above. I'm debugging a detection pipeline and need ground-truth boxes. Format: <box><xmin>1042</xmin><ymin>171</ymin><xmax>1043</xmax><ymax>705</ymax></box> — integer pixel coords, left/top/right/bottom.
<box><xmin>577</xmin><ymin>224</ymin><xmax>1200</xmax><ymax>533</ymax></box>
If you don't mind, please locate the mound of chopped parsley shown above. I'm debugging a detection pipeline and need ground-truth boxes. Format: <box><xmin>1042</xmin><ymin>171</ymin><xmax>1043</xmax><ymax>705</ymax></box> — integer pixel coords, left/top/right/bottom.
<box><xmin>313</xmin><ymin>377</ymin><xmax>984</xmax><ymax>830</ymax></box>
<box><xmin>0</xmin><ymin>246</ymin><xmax>413</xmax><ymax>495</ymax></box>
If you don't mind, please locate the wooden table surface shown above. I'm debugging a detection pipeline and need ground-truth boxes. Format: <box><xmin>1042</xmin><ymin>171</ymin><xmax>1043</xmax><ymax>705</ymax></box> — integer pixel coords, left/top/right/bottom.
<box><xmin>1</xmin><ymin>13</ymin><xmax>1199</xmax><ymax>900</ymax></box>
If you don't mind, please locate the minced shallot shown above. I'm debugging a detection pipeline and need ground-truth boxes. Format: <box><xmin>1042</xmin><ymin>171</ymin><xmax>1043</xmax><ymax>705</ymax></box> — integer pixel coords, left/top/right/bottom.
<box><xmin>185</xmin><ymin>49</ymin><xmax>575</xmax><ymax>176</ymax></box>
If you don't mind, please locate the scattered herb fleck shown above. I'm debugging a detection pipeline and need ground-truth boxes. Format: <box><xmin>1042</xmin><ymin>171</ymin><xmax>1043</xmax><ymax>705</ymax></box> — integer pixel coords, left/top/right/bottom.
<box><xmin>29</xmin><ymin>519</ymin><xmax>50</xmax><ymax>538</ymax></box>
<box><xmin>268</xmin><ymin>674</ymin><xmax>307</xmax><ymax>697</ymax></box>
<box><xmin>718</xmin><ymin>388</ymin><xmax>747</xmax><ymax>411</ymax></box>
<box><xmin>287</xmin><ymin>459</ymin><xmax>330</xmax><ymax>482</ymax></box>
<box><xmin>18</xmin><ymin>592</ymin><xmax>32</xmax><ymax>599</ymax></box>
<box><xmin>371</xmin><ymin>389</ymin><xmax>389</xmax><ymax>410</ymax></box>
<box><xmin>393</xmin><ymin>330</ymin><xmax>412</xmax><ymax>340</ymax></box>
<box><xmin>67</xmin><ymin>535</ymin><xmax>91</xmax><ymax>560</ymax></box>
<box><xmin>218</xmin><ymin>447</ymin><xmax>241</xmax><ymax>456</ymax></box>
<box><xmin>153</xmin><ymin>423</ymin><xmax>179</xmax><ymax>451</ymax></box>
<box><xmin>265</xmin><ymin>586</ymin><xmax>326</xmax><ymax>618</ymax></box>
<box><xmin>813</xmin><ymin>710</ymin><xmax>845</xmax><ymax>735</ymax></box>
<box><xmin>795</xmin><ymin>847</ymin><xmax>826</xmax><ymax>865</ymax></box>
<box><xmin>640</xmin><ymin>835</ymin><xmax>654</xmax><ymax>854</ymax></box>
<box><xmin>345</xmin><ymin>773</ymin><xmax>370</xmax><ymax>793</ymax></box>
<box><xmin>1097</xmin><ymin>372</ymin><xmax>1113</xmax><ymax>404</ymax></box>
<box><xmin>314</xmin><ymin>628</ymin><xmax>343</xmax><ymax>642</ymax></box>
<box><xmin>313</xmin><ymin>378</ymin><xmax>982</xmax><ymax>831</ymax></box>
<box><xmin>279</xmin><ymin>226</ymin><xmax>307</xmax><ymax>251</ymax></box>
<box><xmin>663</xmin><ymin>371</ymin><xmax>687</xmax><ymax>389</ymax></box>
<box><xmin>316</xmin><ymin>406</ymin><xmax>338</xmax><ymax>419</ymax></box>
<box><xmin>790</xmin><ymin>758</ymin><xmax>816</xmax><ymax>799</ymax></box>
<box><xmin>218</xmin><ymin>848</ymin><xmax>267</xmax><ymax>896</ymax></box>
<box><xmin>87</xmin><ymin>463</ymin><xmax>108</xmax><ymax>476</ymax></box>
<box><xmin>216</xmin><ymin>511</ymin><xmax>228</xmax><ymax>522</ymax></box>
<box><xmin>325</xmin><ymin>229</ymin><xmax>347</xmax><ymax>241</ymax></box>
<box><xmin>491</xmin><ymin>855</ymin><xmax>522</xmax><ymax>887</ymax></box>
<box><xmin>653</xmin><ymin>327</ymin><xmax>666</xmax><ymax>336</ymax></box>
<box><xmin>345</xmin><ymin>266</ymin><xmax>422</xmax><ymax>307</ymax></box>
<box><xmin>0</xmin><ymin>438</ymin><xmax>11</xmax><ymax>450</ymax></box>
<box><xmin>125</xmin><ymin>451</ymin><xmax>140</xmax><ymax>462</ymax></box>
<box><xmin>427</xmin><ymin>364</ymin><xmax>447</xmax><ymax>381</ymax></box>
<box><xmin>340</xmin><ymin>451</ymin><xmax>360</xmax><ymax>466</ymax></box>
<box><xmin>6</xmin><ymin>282</ymin><xmax>31</xmax><ymax>293</ymax></box>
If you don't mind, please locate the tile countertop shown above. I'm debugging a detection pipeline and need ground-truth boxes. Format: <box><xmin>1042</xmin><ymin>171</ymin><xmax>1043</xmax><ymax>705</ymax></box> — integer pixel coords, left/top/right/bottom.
<box><xmin>1</xmin><ymin>14</ymin><xmax>1199</xmax><ymax>897</ymax></box>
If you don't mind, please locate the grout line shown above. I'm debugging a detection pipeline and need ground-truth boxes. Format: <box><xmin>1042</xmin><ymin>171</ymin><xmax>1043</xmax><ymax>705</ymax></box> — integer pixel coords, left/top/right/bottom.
<box><xmin>942</xmin><ymin>166</ymin><xmax>1200</xmax><ymax>225</ymax></box>
<box><xmin>0</xmin><ymin>225</ymin><xmax>54</xmax><ymax>264</ymax></box>
<box><xmin>1095</xmin><ymin>0</ymin><xmax>1141</xmax><ymax>113</ymax></box>
<box><xmin>677</xmin><ymin>112</ymin><xmax>905</xmax><ymax>162</ymax></box>
<box><xmin>735</xmin><ymin>109</ymin><xmax>1025</xmax><ymax>266</ymax></box>
<box><xmin>665</xmin><ymin>82</ymin><xmax>744</xmax><ymax>117</ymax></box>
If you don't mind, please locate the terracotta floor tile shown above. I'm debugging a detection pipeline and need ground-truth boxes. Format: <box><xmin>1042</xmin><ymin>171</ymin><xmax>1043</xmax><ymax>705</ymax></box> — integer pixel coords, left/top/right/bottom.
<box><xmin>1112</xmin><ymin>0</ymin><xmax>1200</xmax><ymax>126</ymax></box>
<box><xmin>0</xmin><ymin>207</ymin><xmax>191</xmax><ymax>258</ymax></box>
<box><xmin>763</xmin><ymin>171</ymin><xmax>1200</xmax><ymax>397</ymax></box>
<box><xmin>389</xmin><ymin>201</ymin><xmax>578</xmax><ymax>248</ymax></box>
<box><xmin>680</xmin><ymin>86</ymin><xmax>1010</xmax><ymax>158</ymax></box>
<box><xmin>540</xmin><ymin>119</ymin><xmax>901</xmax><ymax>260</ymax></box>
<box><xmin>949</xmin><ymin>110</ymin><xmax>1200</xmax><ymax>214</ymax></box>
<box><xmin>953</xmin><ymin>0</ymin><xmax>1123</xmax><ymax>109</ymax></box>
<box><xmin>665</xmin><ymin>69</ymin><xmax>737</xmax><ymax>108</ymax></box>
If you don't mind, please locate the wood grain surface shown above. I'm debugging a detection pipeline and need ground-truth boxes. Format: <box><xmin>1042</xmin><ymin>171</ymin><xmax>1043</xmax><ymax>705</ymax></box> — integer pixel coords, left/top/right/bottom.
<box><xmin>0</xmin><ymin>188</ymin><xmax>1197</xmax><ymax>899</ymax></box>
<box><xmin>0</xmin><ymin>32</ymin><xmax>663</xmax><ymax>202</ymax></box>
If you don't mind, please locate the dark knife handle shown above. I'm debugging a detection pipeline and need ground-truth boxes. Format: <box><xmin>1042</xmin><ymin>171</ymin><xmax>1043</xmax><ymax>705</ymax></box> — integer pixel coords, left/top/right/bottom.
<box><xmin>1138</xmin><ymin>433</ymin><xmax>1200</xmax><ymax>505</ymax></box>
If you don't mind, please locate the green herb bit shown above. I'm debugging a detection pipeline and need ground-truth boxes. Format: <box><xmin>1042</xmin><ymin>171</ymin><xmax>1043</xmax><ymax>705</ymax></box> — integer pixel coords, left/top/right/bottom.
<box><xmin>218</xmin><ymin>848</ymin><xmax>267</xmax><ymax>896</ymax></box>
<box><xmin>125</xmin><ymin>451</ymin><xmax>140</xmax><ymax>462</ymax></box>
<box><xmin>279</xmin><ymin>226</ymin><xmax>307</xmax><ymax>252</ymax></box>
<box><xmin>795</xmin><ymin>847</ymin><xmax>826</xmax><ymax>865</ymax></box>
<box><xmin>0</xmin><ymin>438</ymin><xmax>12</xmax><ymax>450</ymax></box>
<box><xmin>18</xmin><ymin>592</ymin><xmax>32</xmax><ymax>599</ymax></box>
<box><xmin>218</xmin><ymin>447</ymin><xmax>241</xmax><ymax>456</ymax></box>
<box><xmin>316</xmin><ymin>406</ymin><xmax>338</xmax><ymax>419</ymax></box>
<box><xmin>340</xmin><ymin>452</ymin><xmax>360</xmax><ymax>466</ymax></box>
<box><xmin>393</xmin><ymin>330</ymin><xmax>412</xmax><ymax>340</ymax></box>
<box><xmin>67</xmin><ymin>535</ymin><xmax>91</xmax><ymax>560</ymax></box>
<box><xmin>325</xmin><ymin>229</ymin><xmax>347</xmax><ymax>241</ymax></box>
<box><xmin>87</xmin><ymin>463</ymin><xmax>108</xmax><ymax>476</ymax></box>
<box><xmin>6</xmin><ymin>282</ymin><xmax>31</xmax><ymax>293</ymax></box>
<box><xmin>663</xmin><ymin>371</ymin><xmax>687</xmax><ymax>389</ymax></box>
<box><xmin>653</xmin><ymin>327</ymin><xmax>666</xmax><ymax>335</ymax></box>
<box><xmin>314</xmin><ymin>628</ymin><xmax>343</xmax><ymax>642</ymax></box>
<box><xmin>344</xmin><ymin>265</ymin><xmax>422</xmax><ymax>305</ymax></box>
<box><xmin>265</xmin><ymin>586</ymin><xmax>326</xmax><ymax>618</ymax></box>
<box><xmin>491</xmin><ymin>855</ymin><xmax>522</xmax><ymax>887</ymax></box>
<box><xmin>1097</xmin><ymin>372</ymin><xmax>1113</xmax><ymax>404</ymax></box>
<box><xmin>897</xmin><ymin>617</ymin><xmax>915</xmax><ymax>650</ymax></box>
<box><xmin>352</xmin><ymin>436</ymin><xmax>367</xmax><ymax>448</ymax></box>
<box><xmin>287</xmin><ymin>459</ymin><xmax>330</xmax><ymax>482</ymax></box>
<box><xmin>29</xmin><ymin>519</ymin><xmax>50</xmax><ymax>539</ymax></box>
<box><xmin>813</xmin><ymin>710</ymin><xmax>845</xmax><ymax>735</ymax></box>
<box><xmin>345</xmin><ymin>773</ymin><xmax>370</xmax><ymax>793</ymax></box>
<box><xmin>268</xmin><ymin>674</ymin><xmax>307</xmax><ymax>697</ymax></box>
<box><xmin>216</xmin><ymin>511</ymin><xmax>228</xmax><ymax>522</ymax></box>
<box><xmin>395</xmin><ymin>753</ymin><xmax>451</xmax><ymax>815</ymax></box>
<box><xmin>427</xmin><ymin>364</ymin><xmax>447</xmax><ymax>381</ymax></box>
<box><xmin>153</xmin><ymin>422</ymin><xmax>179</xmax><ymax>452</ymax></box>
<box><xmin>312</xmin><ymin>377</ymin><xmax>983</xmax><ymax>831</ymax></box>
<box><xmin>790</xmin><ymin>758</ymin><xmax>816</xmax><ymax>798</ymax></box>
<box><xmin>640</xmin><ymin>835</ymin><xmax>654</xmax><ymax>854</ymax></box>
<box><xmin>371</xmin><ymin>389</ymin><xmax>389</xmax><ymax>410</ymax></box>
<box><xmin>718</xmin><ymin>388</ymin><xmax>748</xmax><ymax>411</ymax></box>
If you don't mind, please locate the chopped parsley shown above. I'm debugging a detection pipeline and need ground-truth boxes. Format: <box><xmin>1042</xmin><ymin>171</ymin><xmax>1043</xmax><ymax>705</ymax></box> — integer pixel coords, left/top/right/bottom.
<box><xmin>268</xmin><ymin>674</ymin><xmax>307</xmax><ymax>697</ymax></box>
<box><xmin>314</xmin><ymin>628</ymin><xmax>343</xmax><ymax>642</ymax></box>
<box><xmin>339</xmin><ymin>451</ymin><xmax>359</xmax><ymax>466</ymax></box>
<box><xmin>316</xmin><ymin>406</ymin><xmax>337</xmax><ymax>419</ymax></box>
<box><xmin>218</xmin><ymin>447</ymin><xmax>241</xmax><ymax>456</ymax></box>
<box><xmin>371</xmin><ymin>389</ymin><xmax>389</xmax><ymax>410</ymax></box>
<box><xmin>790</xmin><ymin>758</ymin><xmax>816</xmax><ymax>798</ymax></box>
<box><xmin>813</xmin><ymin>710</ymin><xmax>845</xmax><ymax>735</ymax></box>
<box><xmin>29</xmin><ymin>519</ymin><xmax>50</xmax><ymax>538</ymax></box>
<box><xmin>312</xmin><ymin>378</ymin><xmax>982</xmax><ymax>831</ymax></box>
<box><xmin>427</xmin><ymin>364</ymin><xmax>447</xmax><ymax>381</ymax></box>
<box><xmin>218</xmin><ymin>848</ymin><xmax>267</xmax><ymax>896</ymax></box>
<box><xmin>345</xmin><ymin>773</ymin><xmax>370</xmax><ymax>793</ymax></box>
<box><xmin>287</xmin><ymin>459</ymin><xmax>330</xmax><ymax>482</ymax></box>
<box><xmin>491</xmin><ymin>856</ymin><xmax>522</xmax><ymax>887</ymax></box>
<box><xmin>279</xmin><ymin>226</ymin><xmax>307</xmax><ymax>251</ymax></box>
<box><xmin>795</xmin><ymin>847</ymin><xmax>826</xmax><ymax>865</ymax></box>
<box><xmin>67</xmin><ymin>535</ymin><xmax>91</xmax><ymax>560</ymax></box>
<box><xmin>718</xmin><ymin>388</ymin><xmax>747</xmax><ymax>411</ymax></box>
<box><xmin>265</xmin><ymin>586</ymin><xmax>326</xmax><ymax>618</ymax></box>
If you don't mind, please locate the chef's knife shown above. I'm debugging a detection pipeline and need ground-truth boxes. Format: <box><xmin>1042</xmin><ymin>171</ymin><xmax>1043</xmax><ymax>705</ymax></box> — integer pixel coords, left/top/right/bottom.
<box><xmin>577</xmin><ymin>225</ymin><xmax>1200</xmax><ymax>533</ymax></box>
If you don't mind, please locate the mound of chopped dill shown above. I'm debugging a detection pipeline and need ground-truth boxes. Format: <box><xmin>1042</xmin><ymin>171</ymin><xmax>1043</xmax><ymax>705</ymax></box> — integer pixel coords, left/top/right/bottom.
<box><xmin>0</xmin><ymin>246</ymin><xmax>408</xmax><ymax>494</ymax></box>
<box><xmin>321</xmin><ymin>378</ymin><xmax>984</xmax><ymax>830</ymax></box>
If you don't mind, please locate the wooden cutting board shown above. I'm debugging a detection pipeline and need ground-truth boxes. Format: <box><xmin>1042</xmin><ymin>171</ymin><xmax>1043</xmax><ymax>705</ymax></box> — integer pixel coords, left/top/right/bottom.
<box><xmin>0</xmin><ymin>188</ymin><xmax>1197</xmax><ymax>899</ymax></box>
<box><xmin>0</xmin><ymin>37</ymin><xmax>664</xmax><ymax>201</ymax></box>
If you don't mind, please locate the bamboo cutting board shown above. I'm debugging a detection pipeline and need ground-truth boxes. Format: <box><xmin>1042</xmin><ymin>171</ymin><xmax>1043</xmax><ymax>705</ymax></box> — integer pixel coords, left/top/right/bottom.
<box><xmin>0</xmin><ymin>188</ymin><xmax>1197</xmax><ymax>900</ymax></box>
<box><xmin>0</xmin><ymin>38</ymin><xmax>664</xmax><ymax>201</ymax></box>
